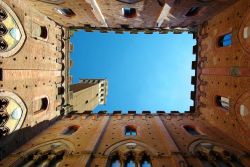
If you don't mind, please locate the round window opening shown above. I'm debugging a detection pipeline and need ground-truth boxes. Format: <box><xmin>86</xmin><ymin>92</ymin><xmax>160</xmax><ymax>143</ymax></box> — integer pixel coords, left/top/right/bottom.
<box><xmin>0</xmin><ymin>2</ymin><xmax>26</xmax><ymax>57</ymax></box>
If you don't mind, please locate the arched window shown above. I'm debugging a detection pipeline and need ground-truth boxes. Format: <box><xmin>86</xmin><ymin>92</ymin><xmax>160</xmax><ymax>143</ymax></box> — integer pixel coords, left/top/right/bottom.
<box><xmin>14</xmin><ymin>141</ymin><xmax>67</xmax><ymax>166</ymax></box>
<box><xmin>194</xmin><ymin>142</ymin><xmax>245</xmax><ymax>167</ymax></box>
<box><xmin>125</xmin><ymin>153</ymin><xmax>136</xmax><ymax>167</ymax></box>
<box><xmin>183</xmin><ymin>125</ymin><xmax>200</xmax><ymax>136</ymax></box>
<box><xmin>141</xmin><ymin>154</ymin><xmax>152</xmax><ymax>167</ymax></box>
<box><xmin>216</xmin><ymin>96</ymin><xmax>229</xmax><ymax>110</ymax></box>
<box><xmin>0</xmin><ymin>97</ymin><xmax>9</xmax><ymax>110</ymax></box>
<box><xmin>122</xmin><ymin>8</ymin><xmax>137</xmax><ymax>18</ymax></box>
<box><xmin>125</xmin><ymin>125</ymin><xmax>137</xmax><ymax>136</ymax></box>
<box><xmin>141</xmin><ymin>161</ymin><xmax>151</xmax><ymax>167</ymax></box>
<box><xmin>62</xmin><ymin>125</ymin><xmax>79</xmax><ymax>135</ymax></box>
<box><xmin>218</xmin><ymin>33</ymin><xmax>232</xmax><ymax>47</ymax></box>
<box><xmin>0</xmin><ymin>2</ymin><xmax>26</xmax><ymax>57</ymax></box>
<box><xmin>110</xmin><ymin>154</ymin><xmax>121</xmax><ymax>167</ymax></box>
<box><xmin>0</xmin><ymin>92</ymin><xmax>27</xmax><ymax>137</ymax></box>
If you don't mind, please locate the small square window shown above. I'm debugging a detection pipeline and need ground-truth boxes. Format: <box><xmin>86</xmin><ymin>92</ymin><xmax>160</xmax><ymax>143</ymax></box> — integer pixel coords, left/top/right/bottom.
<box><xmin>122</xmin><ymin>8</ymin><xmax>137</xmax><ymax>18</ymax></box>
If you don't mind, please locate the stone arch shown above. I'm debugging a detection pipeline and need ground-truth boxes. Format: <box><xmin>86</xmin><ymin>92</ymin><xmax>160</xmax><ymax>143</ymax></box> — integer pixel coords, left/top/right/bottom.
<box><xmin>10</xmin><ymin>139</ymin><xmax>75</xmax><ymax>166</ymax></box>
<box><xmin>103</xmin><ymin>139</ymin><xmax>157</xmax><ymax>157</ymax></box>
<box><xmin>0</xmin><ymin>1</ymin><xmax>26</xmax><ymax>57</ymax></box>
<box><xmin>0</xmin><ymin>90</ymin><xmax>27</xmax><ymax>137</ymax></box>
<box><xmin>238</xmin><ymin>8</ymin><xmax>250</xmax><ymax>54</ymax></box>
<box><xmin>105</xmin><ymin>139</ymin><xmax>155</xmax><ymax>167</ymax></box>
<box><xmin>234</xmin><ymin>91</ymin><xmax>250</xmax><ymax>135</ymax></box>
<box><xmin>189</xmin><ymin>139</ymin><xmax>246</xmax><ymax>167</ymax></box>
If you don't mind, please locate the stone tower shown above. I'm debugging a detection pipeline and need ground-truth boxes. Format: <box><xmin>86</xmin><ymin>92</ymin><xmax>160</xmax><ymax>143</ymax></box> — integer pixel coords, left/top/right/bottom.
<box><xmin>0</xmin><ymin>0</ymin><xmax>250</xmax><ymax>166</ymax></box>
<box><xmin>69</xmin><ymin>79</ymin><xmax>108</xmax><ymax>113</ymax></box>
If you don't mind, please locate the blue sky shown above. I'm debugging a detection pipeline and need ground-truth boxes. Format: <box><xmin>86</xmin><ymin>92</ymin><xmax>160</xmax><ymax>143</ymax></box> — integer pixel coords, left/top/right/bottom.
<box><xmin>70</xmin><ymin>30</ymin><xmax>195</xmax><ymax>113</ymax></box>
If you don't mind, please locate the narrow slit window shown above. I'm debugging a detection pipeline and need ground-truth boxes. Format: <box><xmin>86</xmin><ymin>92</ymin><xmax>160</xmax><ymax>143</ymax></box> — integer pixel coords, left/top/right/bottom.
<box><xmin>122</xmin><ymin>8</ymin><xmax>137</xmax><ymax>18</ymax></box>
<box><xmin>218</xmin><ymin>33</ymin><xmax>232</xmax><ymax>47</ymax></box>
<box><xmin>185</xmin><ymin>7</ymin><xmax>201</xmax><ymax>17</ymax></box>
<box><xmin>216</xmin><ymin>96</ymin><xmax>229</xmax><ymax>110</ymax></box>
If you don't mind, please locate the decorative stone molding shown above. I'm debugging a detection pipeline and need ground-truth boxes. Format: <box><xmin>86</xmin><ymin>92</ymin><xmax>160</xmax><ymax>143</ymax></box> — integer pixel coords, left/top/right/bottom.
<box><xmin>0</xmin><ymin>90</ymin><xmax>27</xmax><ymax>136</ymax></box>
<box><xmin>0</xmin><ymin>1</ymin><xmax>26</xmax><ymax>57</ymax></box>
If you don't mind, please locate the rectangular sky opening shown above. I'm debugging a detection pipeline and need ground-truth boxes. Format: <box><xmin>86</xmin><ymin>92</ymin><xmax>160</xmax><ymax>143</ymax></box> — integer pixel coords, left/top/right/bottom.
<box><xmin>70</xmin><ymin>30</ymin><xmax>196</xmax><ymax>113</ymax></box>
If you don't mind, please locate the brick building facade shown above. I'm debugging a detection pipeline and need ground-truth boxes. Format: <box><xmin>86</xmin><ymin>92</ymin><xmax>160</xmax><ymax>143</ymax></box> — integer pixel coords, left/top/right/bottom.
<box><xmin>0</xmin><ymin>0</ymin><xmax>250</xmax><ymax>166</ymax></box>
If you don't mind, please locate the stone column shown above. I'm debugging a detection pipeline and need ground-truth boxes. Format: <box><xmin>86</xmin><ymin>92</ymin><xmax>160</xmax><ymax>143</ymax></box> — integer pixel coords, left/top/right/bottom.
<box><xmin>135</xmin><ymin>153</ymin><xmax>142</xmax><ymax>167</ymax></box>
<box><xmin>119</xmin><ymin>153</ymin><xmax>126</xmax><ymax>167</ymax></box>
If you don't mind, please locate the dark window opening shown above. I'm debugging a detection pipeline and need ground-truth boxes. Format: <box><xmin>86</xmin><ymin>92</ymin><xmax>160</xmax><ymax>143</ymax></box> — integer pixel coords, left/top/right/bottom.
<box><xmin>141</xmin><ymin>154</ymin><xmax>152</xmax><ymax>167</ymax></box>
<box><xmin>196</xmin><ymin>145</ymin><xmax>245</xmax><ymax>167</ymax></box>
<box><xmin>0</xmin><ymin>126</ymin><xmax>9</xmax><ymax>137</ymax></box>
<box><xmin>185</xmin><ymin>7</ymin><xmax>201</xmax><ymax>17</ymax></box>
<box><xmin>216</xmin><ymin>96</ymin><xmax>229</xmax><ymax>110</ymax></box>
<box><xmin>218</xmin><ymin>33</ymin><xmax>232</xmax><ymax>47</ymax></box>
<box><xmin>40</xmin><ymin>26</ymin><xmax>48</xmax><ymax>39</ymax></box>
<box><xmin>62</xmin><ymin>125</ymin><xmax>79</xmax><ymax>135</ymax></box>
<box><xmin>110</xmin><ymin>154</ymin><xmax>121</xmax><ymax>167</ymax></box>
<box><xmin>125</xmin><ymin>125</ymin><xmax>137</xmax><ymax>136</ymax></box>
<box><xmin>0</xmin><ymin>113</ymin><xmax>9</xmax><ymax>126</ymax></box>
<box><xmin>125</xmin><ymin>153</ymin><xmax>136</xmax><ymax>167</ymax></box>
<box><xmin>0</xmin><ymin>8</ymin><xmax>7</xmax><ymax>21</ymax></box>
<box><xmin>122</xmin><ymin>8</ymin><xmax>137</xmax><ymax>18</ymax></box>
<box><xmin>0</xmin><ymin>38</ymin><xmax>8</xmax><ymax>51</ymax></box>
<box><xmin>183</xmin><ymin>125</ymin><xmax>200</xmax><ymax>136</ymax></box>
<box><xmin>0</xmin><ymin>23</ymin><xmax>7</xmax><ymax>36</ymax></box>
<box><xmin>40</xmin><ymin>97</ymin><xmax>49</xmax><ymax>110</ymax></box>
<box><xmin>0</xmin><ymin>98</ymin><xmax>9</xmax><ymax>111</ymax></box>
<box><xmin>96</xmin><ymin>93</ymin><xmax>99</xmax><ymax>97</ymax></box>
<box><xmin>0</xmin><ymin>68</ymin><xmax>3</xmax><ymax>81</ymax></box>
<box><xmin>58</xmin><ymin>87</ymin><xmax>64</xmax><ymax>95</ymax></box>
<box><xmin>56</xmin><ymin>8</ymin><xmax>76</xmax><ymax>17</ymax></box>
<box><xmin>85</xmin><ymin>100</ymin><xmax>88</xmax><ymax>104</ymax></box>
